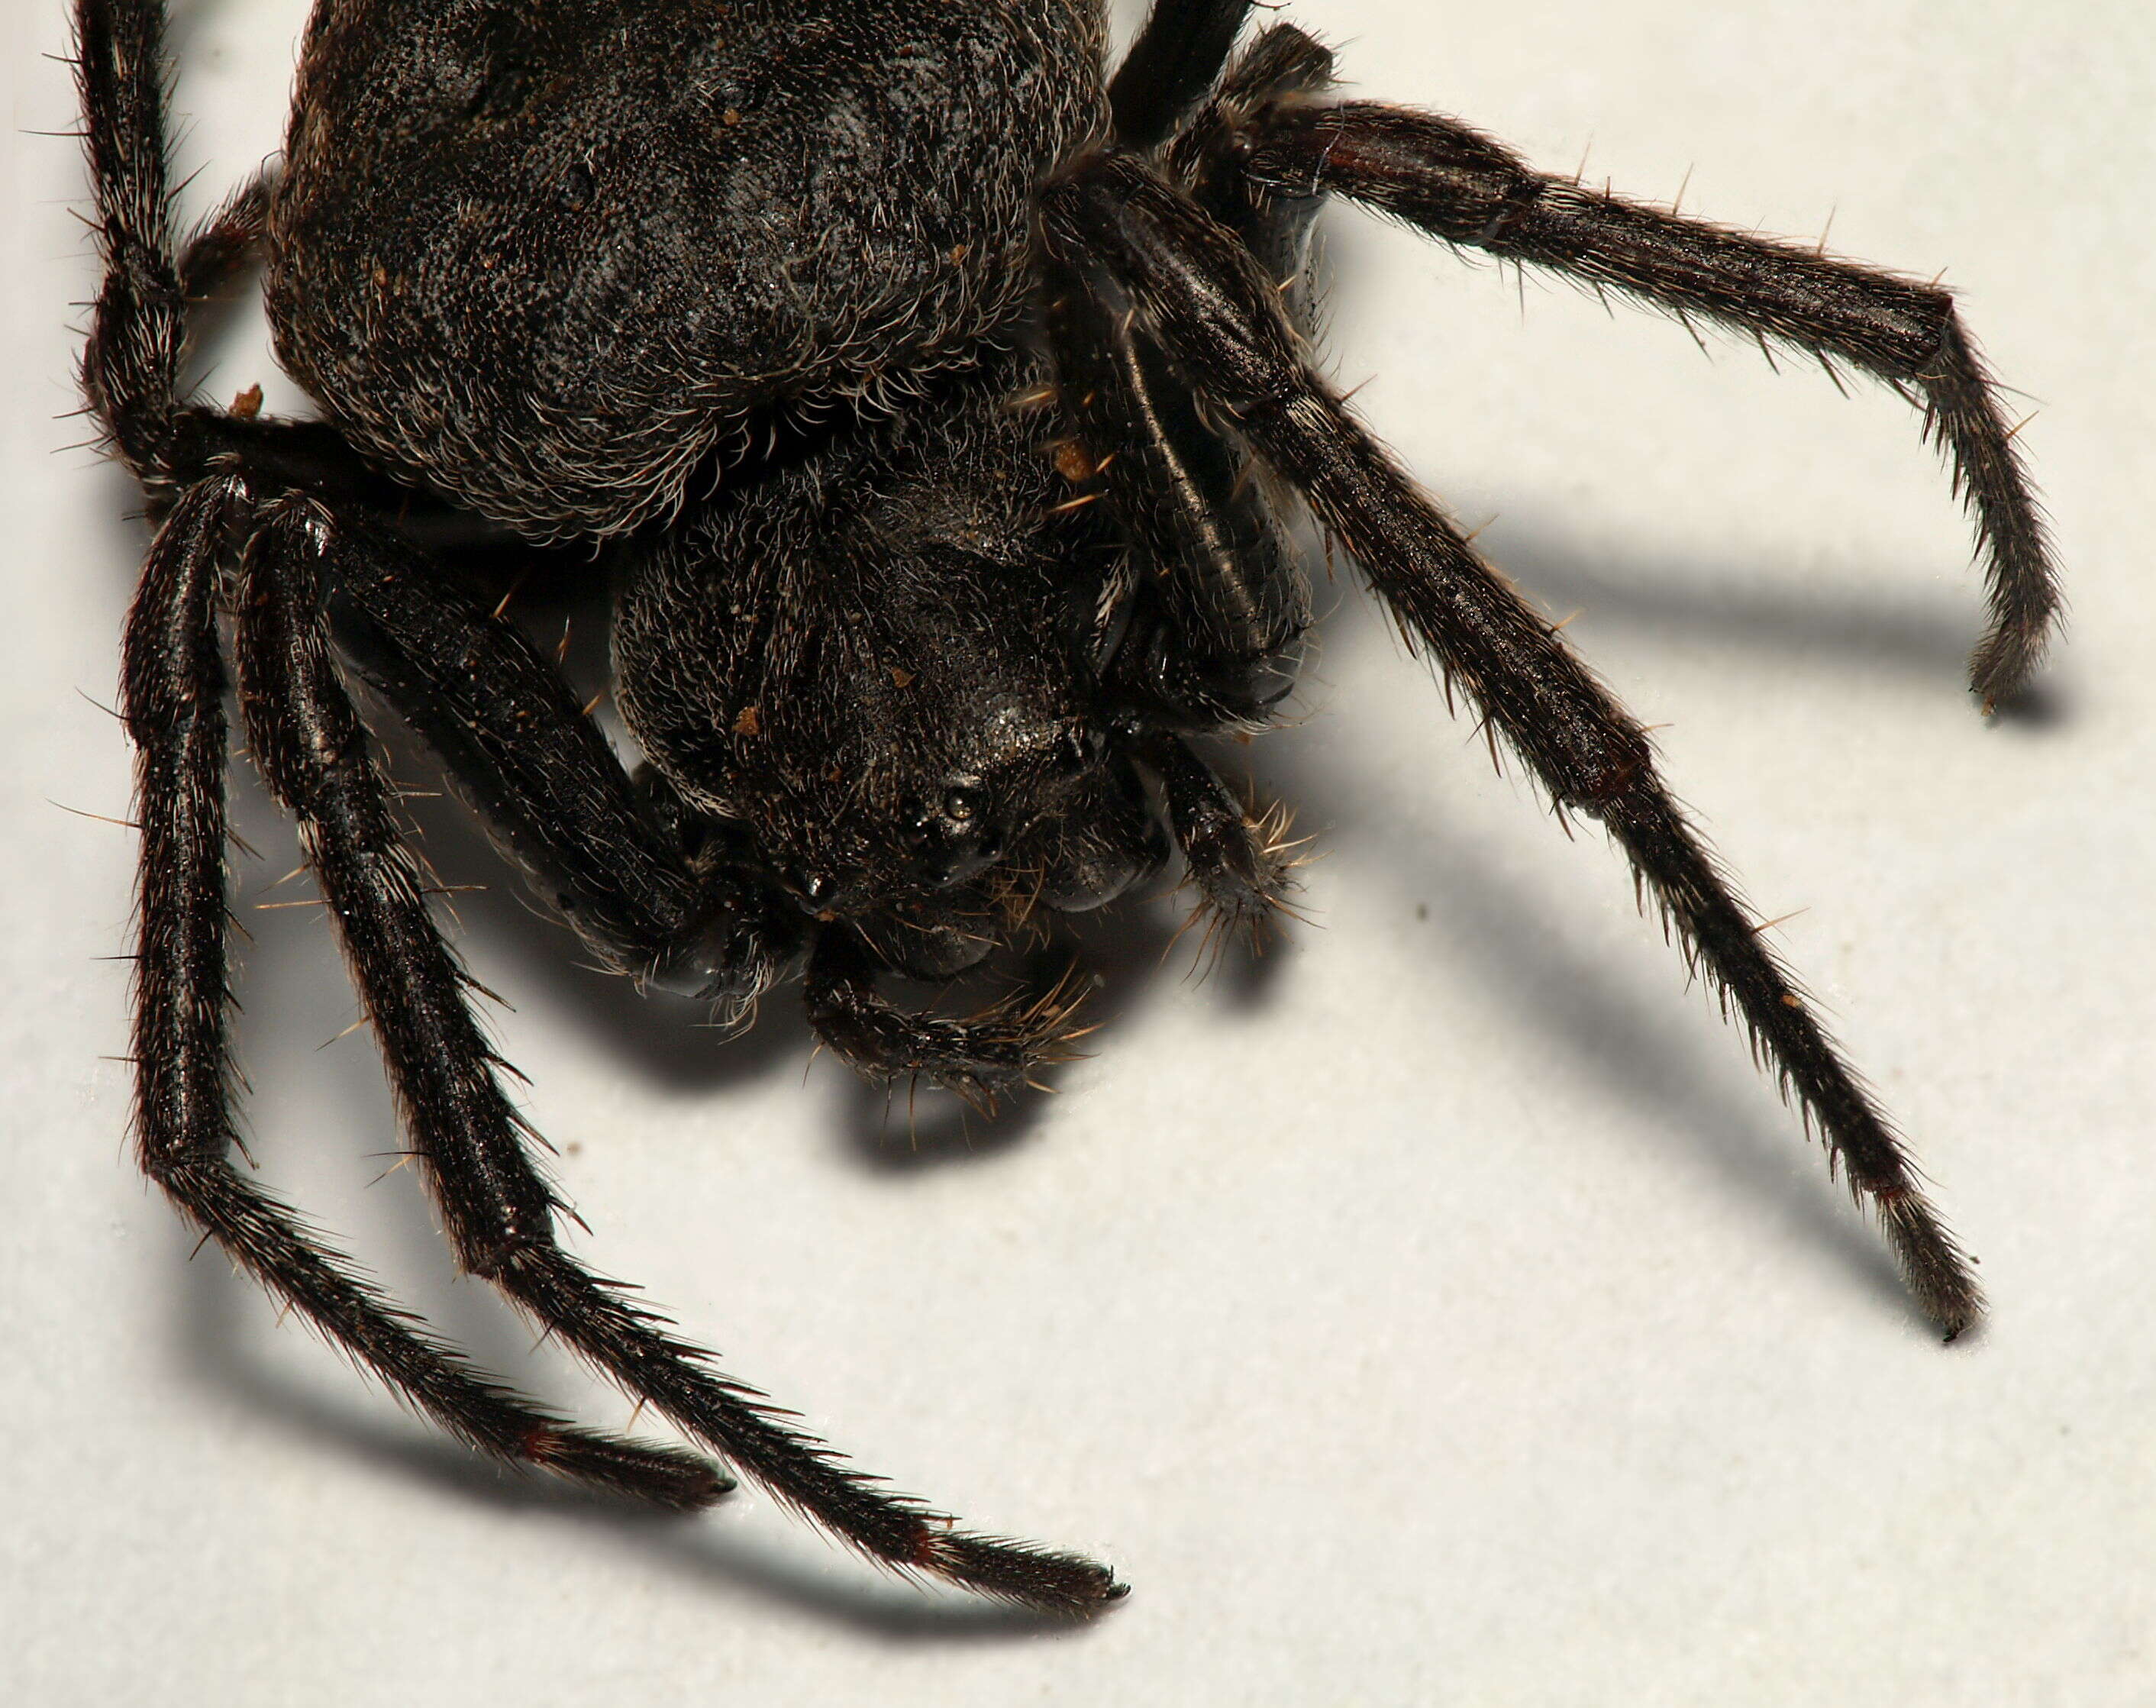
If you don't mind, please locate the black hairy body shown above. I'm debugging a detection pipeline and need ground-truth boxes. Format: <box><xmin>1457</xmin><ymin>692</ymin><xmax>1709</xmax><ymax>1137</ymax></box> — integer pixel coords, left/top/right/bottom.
<box><xmin>270</xmin><ymin>1</ymin><xmax>1105</xmax><ymax>536</ymax></box>
<box><xmin>77</xmin><ymin>0</ymin><xmax>2060</xmax><ymax>1611</ymax></box>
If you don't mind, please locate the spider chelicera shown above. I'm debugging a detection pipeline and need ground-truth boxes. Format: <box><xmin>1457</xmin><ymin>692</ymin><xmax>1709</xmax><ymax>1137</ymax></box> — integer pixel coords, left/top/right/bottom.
<box><xmin>79</xmin><ymin>0</ymin><xmax>2058</xmax><ymax>1611</ymax></box>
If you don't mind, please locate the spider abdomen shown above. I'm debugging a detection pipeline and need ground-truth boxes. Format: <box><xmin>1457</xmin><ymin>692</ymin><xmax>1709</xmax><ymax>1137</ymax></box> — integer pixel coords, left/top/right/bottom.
<box><xmin>265</xmin><ymin>0</ymin><xmax>1109</xmax><ymax>541</ymax></box>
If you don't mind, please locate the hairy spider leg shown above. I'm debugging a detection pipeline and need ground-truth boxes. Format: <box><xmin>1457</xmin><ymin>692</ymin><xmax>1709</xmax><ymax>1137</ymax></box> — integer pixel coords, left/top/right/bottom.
<box><xmin>316</xmin><ymin>523</ymin><xmax>801</xmax><ymax>1005</ymax></box>
<box><xmin>1109</xmin><ymin>0</ymin><xmax>1256</xmax><ymax>149</ymax></box>
<box><xmin>1042</xmin><ymin>153</ymin><xmax>1984</xmax><ymax>1338</ymax></box>
<box><xmin>121</xmin><ymin>482</ymin><xmax>724</xmax><ymax>1505</ymax></box>
<box><xmin>1235</xmin><ymin>100</ymin><xmax>2061</xmax><ymax>707</ymax></box>
<box><xmin>1044</xmin><ymin>253</ymin><xmax>1310</xmax><ymax>728</ymax></box>
<box><xmin>1165</xmin><ymin>21</ymin><xmax>1336</xmax><ymax>287</ymax></box>
<box><xmin>230</xmin><ymin>499</ymin><xmax>1124</xmax><ymax>1613</ymax></box>
<box><xmin>83</xmin><ymin>0</ymin><xmax>1121</xmax><ymax>1610</ymax></box>
<box><xmin>805</xmin><ymin>930</ymin><xmax>1093</xmax><ymax>1107</ymax></box>
<box><xmin>1131</xmin><ymin>731</ymin><xmax>1306</xmax><ymax>951</ymax></box>
<box><xmin>1038</xmin><ymin>261</ymin><xmax>1311</xmax><ymax>936</ymax></box>
<box><xmin>327</xmin><ymin>530</ymin><xmax>1097</xmax><ymax>1097</ymax></box>
<box><xmin>82</xmin><ymin>0</ymin><xmax>725</xmax><ymax>1506</ymax></box>
<box><xmin>175</xmin><ymin>168</ymin><xmax>276</xmax><ymax>302</ymax></box>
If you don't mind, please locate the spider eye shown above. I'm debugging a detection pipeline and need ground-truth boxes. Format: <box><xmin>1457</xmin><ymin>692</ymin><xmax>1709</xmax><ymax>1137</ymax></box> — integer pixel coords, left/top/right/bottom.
<box><xmin>942</xmin><ymin>786</ymin><xmax>980</xmax><ymax>822</ymax></box>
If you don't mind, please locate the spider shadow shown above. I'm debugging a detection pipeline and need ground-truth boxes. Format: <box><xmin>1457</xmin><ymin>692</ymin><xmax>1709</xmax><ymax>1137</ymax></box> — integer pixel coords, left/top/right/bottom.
<box><xmin>169</xmin><ymin>1235</ymin><xmax>1088</xmax><ymax>1641</ymax></box>
<box><xmin>1483</xmin><ymin>518</ymin><xmax>2074</xmax><ymax>729</ymax></box>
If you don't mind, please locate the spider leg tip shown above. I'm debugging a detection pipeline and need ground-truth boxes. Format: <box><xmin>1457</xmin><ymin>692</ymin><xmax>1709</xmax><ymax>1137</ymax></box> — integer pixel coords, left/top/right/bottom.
<box><xmin>1915</xmin><ymin>1272</ymin><xmax>1986</xmax><ymax>1345</ymax></box>
<box><xmin>668</xmin><ymin>1464</ymin><xmax>741</xmax><ymax>1509</ymax></box>
<box><xmin>1928</xmin><ymin>1286</ymin><xmax>1985</xmax><ymax>1345</ymax></box>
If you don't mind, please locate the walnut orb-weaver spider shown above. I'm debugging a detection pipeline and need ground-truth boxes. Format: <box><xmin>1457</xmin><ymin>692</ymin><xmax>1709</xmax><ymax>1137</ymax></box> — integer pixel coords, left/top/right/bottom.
<box><xmin>79</xmin><ymin>0</ymin><xmax>2057</xmax><ymax>1611</ymax></box>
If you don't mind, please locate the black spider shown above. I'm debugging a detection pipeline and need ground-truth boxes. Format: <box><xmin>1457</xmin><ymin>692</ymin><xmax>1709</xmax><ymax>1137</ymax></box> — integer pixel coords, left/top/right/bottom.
<box><xmin>79</xmin><ymin>0</ymin><xmax>2059</xmax><ymax>1613</ymax></box>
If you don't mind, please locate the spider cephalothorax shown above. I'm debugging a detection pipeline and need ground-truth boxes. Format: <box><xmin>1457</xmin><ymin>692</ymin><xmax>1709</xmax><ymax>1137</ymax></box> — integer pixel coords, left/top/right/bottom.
<box><xmin>80</xmin><ymin>0</ymin><xmax>2058</xmax><ymax>1611</ymax></box>
<box><xmin>614</xmin><ymin>368</ymin><xmax>1157</xmax><ymax>944</ymax></box>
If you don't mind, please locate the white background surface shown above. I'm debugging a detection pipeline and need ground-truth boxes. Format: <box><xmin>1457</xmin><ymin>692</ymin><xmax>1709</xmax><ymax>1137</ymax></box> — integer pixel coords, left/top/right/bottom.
<box><xmin>7</xmin><ymin>2</ymin><xmax>2152</xmax><ymax>1702</ymax></box>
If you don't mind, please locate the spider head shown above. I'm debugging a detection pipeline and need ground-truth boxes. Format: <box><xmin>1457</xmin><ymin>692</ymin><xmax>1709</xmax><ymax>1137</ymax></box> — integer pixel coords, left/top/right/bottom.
<box><xmin>773</xmin><ymin>552</ymin><xmax>1119</xmax><ymax>914</ymax></box>
<box><xmin>614</xmin><ymin>385</ymin><xmax>1164</xmax><ymax>975</ymax></box>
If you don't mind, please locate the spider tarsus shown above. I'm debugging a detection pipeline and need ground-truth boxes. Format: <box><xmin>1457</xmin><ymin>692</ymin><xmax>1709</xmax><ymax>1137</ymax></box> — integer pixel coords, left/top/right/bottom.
<box><xmin>924</xmin><ymin>1531</ymin><xmax>1127</xmax><ymax>1615</ymax></box>
<box><xmin>1875</xmin><ymin>1193</ymin><xmax>1986</xmax><ymax>1343</ymax></box>
<box><xmin>1137</xmin><ymin>735</ymin><xmax>1307</xmax><ymax>964</ymax></box>
<box><xmin>1969</xmin><ymin>619</ymin><xmax>2050</xmax><ymax>717</ymax></box>
<box><xmin>1596</xmin><ymin>793</ymin><xmax>1988</xmax><ymax>1335</ymax></box>
<box><xmin>1180</xmin><ymin>797</ymin><xmax>1310</xmax><ymax>966</ymax></box>
<box><xmin>521</xmin><ymin>1426</ymin><xmax>736</xmax><ymax>1512</ymax></box>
